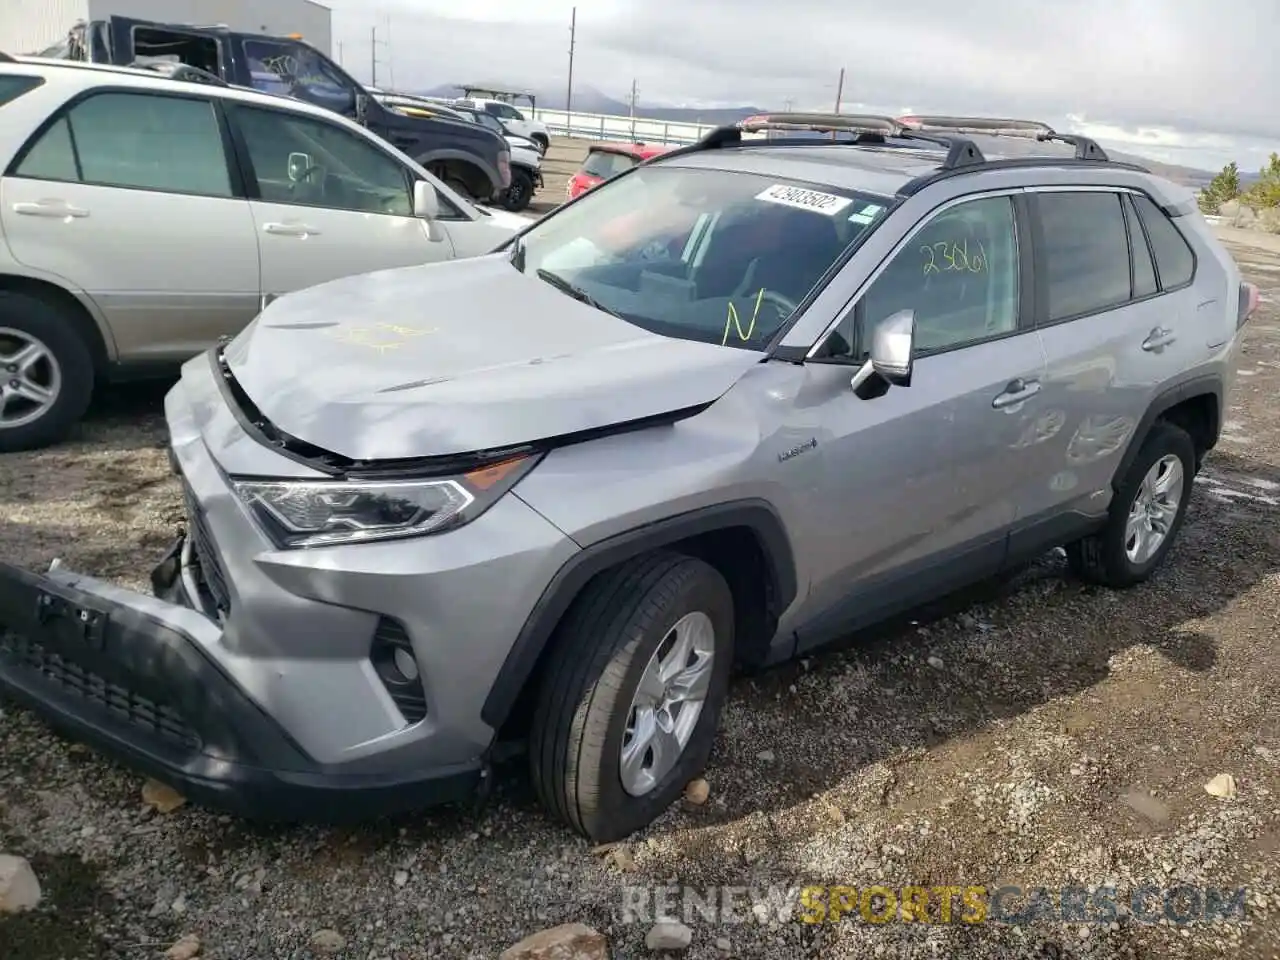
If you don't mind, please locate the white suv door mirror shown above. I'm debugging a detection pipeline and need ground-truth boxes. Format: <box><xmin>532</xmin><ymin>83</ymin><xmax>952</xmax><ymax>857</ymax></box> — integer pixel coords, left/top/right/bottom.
<box><xmin>413</xmin><ymin>180</ymin><xmax>444</xmax><ymax>242</ymax></box>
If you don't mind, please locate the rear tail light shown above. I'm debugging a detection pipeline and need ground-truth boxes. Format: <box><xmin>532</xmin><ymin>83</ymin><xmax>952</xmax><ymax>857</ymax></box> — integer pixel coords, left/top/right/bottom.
<box><xmin>497</xmin><ymin>150</ymin><xmax>511</xmax><ymax>188</ymax></box>
<box><xmin>1238</xmin><ymin>281</ymin><xmax>1260</xmax><ymax>329</ymax></box>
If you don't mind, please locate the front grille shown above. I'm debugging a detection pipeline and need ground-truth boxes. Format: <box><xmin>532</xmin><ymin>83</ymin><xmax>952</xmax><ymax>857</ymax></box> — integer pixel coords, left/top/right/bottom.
<box><xmin>182</xmin><ymin>483</ymin><xmax>231</xmax><ymax>616</ymax></box>
<box><xmin>0</xmin><ymin>632</ymin><xmax>200</xmax><ymax>750</ymax></box>
<box><xmin>370</xmin><ymin>618</ymin><xmax>428</xmax><ymax>724</ymax></box>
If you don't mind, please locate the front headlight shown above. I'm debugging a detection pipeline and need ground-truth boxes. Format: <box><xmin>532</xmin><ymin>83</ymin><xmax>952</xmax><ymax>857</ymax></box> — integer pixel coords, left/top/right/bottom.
<box><xmin>233</xmin><ymin>454</ymin><xmax>539</xmax><ymax>548</ymax></box>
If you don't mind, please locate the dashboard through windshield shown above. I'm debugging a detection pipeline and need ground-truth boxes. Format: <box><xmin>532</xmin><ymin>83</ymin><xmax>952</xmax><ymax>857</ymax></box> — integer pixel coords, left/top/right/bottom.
<box><xmin>510</xmin><ymin>166</ymin><xmax>891</xmax><ymax>349</ymax></box>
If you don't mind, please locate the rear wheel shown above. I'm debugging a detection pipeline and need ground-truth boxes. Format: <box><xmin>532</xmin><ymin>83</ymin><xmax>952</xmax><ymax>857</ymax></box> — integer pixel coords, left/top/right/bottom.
<box><xmin>0</xmin><ymin>291</ymin><xmax>95</xmax><ymax>452</ymax></box>
<box><xmin>500</xmin><ymin>168</ymin><xmax>535</xmax><ymax>212</ymax></box>
<box><xmin>528</xmin><ymin>553</ymin><xmax>734</xmax><ymax>842</ymax></box>
<box><xmin>1066</xmin><ymin>420</ymin><xmax>1196</xmax><ymax>587</ymax></box>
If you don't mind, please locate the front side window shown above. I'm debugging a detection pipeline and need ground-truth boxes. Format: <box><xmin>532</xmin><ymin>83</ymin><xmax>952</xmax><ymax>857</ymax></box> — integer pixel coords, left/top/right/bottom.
<box><xmin>512</xmin><ymin>165</ymin><xmax>890</xmax><ymax>349</ymax></box>
<box><xmin>1037</xmin><ymin>191</ymin><xmax>1131</xmax><ymax>321</ymax></box>
<box><xmin>1131</xmin><ymin>194</ymin><xmax>1195</xmax><ymax>289</ymax></box>
<box><xmin>243</xmin><ymin>39</ymin><xmax>355</xmax><ymax>116</ymax></box>
<box><xmin>14</xmin><ymin>92</ymin><xmax>231</xmax><ymax>197</ymax></box>
<box><xmin>231</xmin><ymin>105</ymin><xmax>412</xmax><ymax>216</ymax></box>
<box><xmin>853</xmin><ymin>195</ymin><xmax>1020</xmax><ymax>355</ymax></box>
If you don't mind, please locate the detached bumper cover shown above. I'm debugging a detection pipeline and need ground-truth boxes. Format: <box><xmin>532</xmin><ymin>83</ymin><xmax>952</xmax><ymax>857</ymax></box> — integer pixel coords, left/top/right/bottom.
<box><xmin>0</xmin><ymin>551</ymin><xmax>483</xmax><ymax>821</ymax></box>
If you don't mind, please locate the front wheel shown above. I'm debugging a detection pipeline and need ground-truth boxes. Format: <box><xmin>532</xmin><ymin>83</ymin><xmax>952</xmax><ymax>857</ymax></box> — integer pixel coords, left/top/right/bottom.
<box><xmin>529</xmin><ymin>553</ymin><xmax>734</xmax><ymax>842</ymax></box>
<box><xmin>500</xmin><ymin>169</ymin><xmax>535</xmax><ymax>212</ymax></box>
<box><xmin>1066</xmin><ymin>420</ymin><xmax>1196</xmax><ymax>587</ymax></box>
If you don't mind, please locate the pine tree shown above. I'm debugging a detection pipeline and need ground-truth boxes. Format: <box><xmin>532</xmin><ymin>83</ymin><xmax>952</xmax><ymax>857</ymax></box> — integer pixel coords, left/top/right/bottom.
<box><xmin>1199</xmin><ymin>161</ymin><xmax>1241</xmax><ymax>213</ymax></box>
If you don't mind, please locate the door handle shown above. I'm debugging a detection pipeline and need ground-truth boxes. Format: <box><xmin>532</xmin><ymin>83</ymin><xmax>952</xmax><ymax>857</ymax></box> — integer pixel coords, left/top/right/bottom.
<box><xmin>12</xmin><ymin>201</ymin><xmax>89</xmax><ymax>218</ymax></box>
<box><xmin>1142</xmin><ymin>326</ymin><xmax>1176</xmax><ymax>351</ymax></box>
<box><xmin>263</xmin><ymin>222</ymin><xmax>321</xmax><ymax>237</ymax></box>
<box><xmin>992</xmin><ymin>378</ymin><xmax>1041</xmax><ymax>409</ymax></box>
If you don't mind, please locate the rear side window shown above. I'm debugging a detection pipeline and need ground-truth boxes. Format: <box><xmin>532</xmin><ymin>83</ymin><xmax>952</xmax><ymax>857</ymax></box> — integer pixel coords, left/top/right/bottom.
<box><xmin>582</xmin><ymin>150</ymin><xmax>635</xmax><ymax>179</ymax></box>
<box><xmin>1037</xmin><ymin>191</ymin><xmax>1131</xmax><ymax>321</ymax></box>
<box><xmin>1132</xmin><ymin>194</ymin><xmax>1195</xmax><ymax>289</ymax></box>
<box><xmin>0</xmin><ymin>75</ymin><xmax>42</xmax><ymax>106</ymax></box>
<box><xmin>13</xmin><ymin>92</ymin><xmax>232</xmax><ymax>197</ymax></box>
<box><xmin>1123</xmin><ymin>195</ymin><xmax>1158</xmax><ymax>298</ymax></box>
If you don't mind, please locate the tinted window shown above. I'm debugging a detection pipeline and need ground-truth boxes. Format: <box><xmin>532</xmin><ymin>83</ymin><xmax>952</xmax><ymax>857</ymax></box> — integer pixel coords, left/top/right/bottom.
<box><xmin>15</xmin><ymin>93</ymin><xmax>231</xmax><ymax>197</ymax></box>
<box><xmin>1038</xmin><ymin>192</ymin><xmax>1130</xmax><ymax>321</ymax></box>
<box><xmin>582</xmin><ymin>151</ymin><xmax>636</xmax><ymax>179</ymax></box>
<box><xmin>859</xmin><ymin>196</ymin><xmax>1020</xmax><ymax>354</ymax></box>
<box><xmin>243</xmin><ymin>39</ymin><xmax>355</xmax><ymax>115</ymax></box>
<box><xmin>0</xmin><ymin>76</ymin><xmax>42</xmax><ymax>106</ymax></box>
<box><xmin>232</xmin><ymin>105</ymin><xmax>411</xmax><ymax>216</ymax></box>
<box><xmin>1132</xmin><ymin>194</ymin><xmax>1195</xmax><ymax>289</ymax></box>
<box><xmin>1124</xmin><ymin>195</ymin><xmax>1158</xmax><ymax>298</ymax></box>
<box><xmin>513</xmin><ymin>166</ymin><xmax>890</xmax><ymax>350</ymax></box>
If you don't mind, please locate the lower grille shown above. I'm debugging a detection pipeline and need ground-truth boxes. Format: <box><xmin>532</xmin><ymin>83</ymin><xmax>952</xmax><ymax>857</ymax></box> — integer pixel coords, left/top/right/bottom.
<box><xmin>369</xmin><ymin>618</ymin><xmax>428</xmax><ymax>724</ymax></box>
<box><xmin>182</xmin><ymin>483</ymin><xmax>231</xmax><ymax>616</ymax></box>
<box><xmin>0</xmin><ymin>632</ymin><xmax>200</xmax><ymax>750</ymax></box>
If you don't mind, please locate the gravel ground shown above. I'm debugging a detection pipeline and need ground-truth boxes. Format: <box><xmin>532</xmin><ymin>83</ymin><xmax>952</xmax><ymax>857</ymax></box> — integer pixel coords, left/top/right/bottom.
<box><xmin>2</xmin><ymin>230</ymin><xmax>1280</xmax><ymax>960</ymax></box>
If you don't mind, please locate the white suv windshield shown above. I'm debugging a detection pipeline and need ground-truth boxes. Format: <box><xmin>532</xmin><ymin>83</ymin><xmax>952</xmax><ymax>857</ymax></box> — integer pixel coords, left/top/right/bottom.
<box><xmin>511</xmin><ymin>165</ymin><xmax>890</xmax><ymax>349</ymax></box>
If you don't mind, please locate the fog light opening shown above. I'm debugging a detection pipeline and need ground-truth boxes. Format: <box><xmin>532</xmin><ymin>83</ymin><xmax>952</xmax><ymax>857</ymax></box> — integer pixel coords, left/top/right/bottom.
<box><xmin>392</xmin><ymin>646</ymin><xmax>420</xmax><ymax>681</ymax></box>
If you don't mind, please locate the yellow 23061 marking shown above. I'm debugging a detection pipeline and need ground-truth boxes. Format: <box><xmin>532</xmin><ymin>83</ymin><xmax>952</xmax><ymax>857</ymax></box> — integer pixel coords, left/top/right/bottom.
<box><xmin>325</xmin><ymin>321</ymin><xmax>437</xmax><ymax>353</ymax></box>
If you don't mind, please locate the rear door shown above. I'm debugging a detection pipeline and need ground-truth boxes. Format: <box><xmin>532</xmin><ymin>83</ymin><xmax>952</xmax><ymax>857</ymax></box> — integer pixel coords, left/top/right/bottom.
<box><xmin>1</xmin><ymin>87</ymin><xmax>260</xmax><ymax>362</ymax></box>
<box><xmin>1026</xmin><ymin>189</ymin><xmax>1182</xmax><ymax>527</ymax></box>
<box><xmin>225</xmin><ymin>101</ymin><xmax>454</xmax><ymax>299</ymax></box>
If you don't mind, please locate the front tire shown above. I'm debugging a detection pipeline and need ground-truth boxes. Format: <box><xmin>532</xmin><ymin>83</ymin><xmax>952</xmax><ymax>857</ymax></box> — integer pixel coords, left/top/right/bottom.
<box><xmin>500</xmin><ymin>168</ymin><xmax>535</xmax><ymax>212</ymax></box>
<box><xmin>0</xmin><ymin>291</ymin><xmax>95</xmax><ymax>453</ymax></box>
<box><xmin>1066</xmin><ymin>420</ymin><xmax>1196</xmax><ymax>587</ymax></box>
<box><xmin>529</xmin><ymin>553</ymin><xmax>734</xmax><ymax>842</ymax></box>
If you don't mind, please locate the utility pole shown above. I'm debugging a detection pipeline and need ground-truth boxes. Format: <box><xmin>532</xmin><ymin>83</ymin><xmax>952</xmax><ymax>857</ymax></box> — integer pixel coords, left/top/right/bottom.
<box><xmin>628</xmin><ymin>78</ymin><xmax>639</xmax><ymax>141</ymax></box>
<box><xmin>832</xmin><ymin>67</ymin><xmax>845</xmax><ymax>140</ymax></box>
<box><xmin>385</xmin><ymin>15</ymin><xmax>395</xmax><ymax>88</ymax></box>
<box><xmin>565</xmin><ymin>7</ymin><xmax>577</xmax><ymax>132</ymax></box>
<box><xmin>337</xmin><ymin>41</ymin><xmax>344</xmax><ymax>66</ymax></box>
<box><xmin>369</xmin><ymin>27</ymin><xmax>389</xmax><ymax>88</ymax></box>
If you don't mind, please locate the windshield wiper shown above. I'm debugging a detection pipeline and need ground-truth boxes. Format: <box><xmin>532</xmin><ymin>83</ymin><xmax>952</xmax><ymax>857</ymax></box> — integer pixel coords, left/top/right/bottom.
<box><xmin>535</xmin><ymin>268</ymin><xmax>624</xmax><ymax>318</ymax></box>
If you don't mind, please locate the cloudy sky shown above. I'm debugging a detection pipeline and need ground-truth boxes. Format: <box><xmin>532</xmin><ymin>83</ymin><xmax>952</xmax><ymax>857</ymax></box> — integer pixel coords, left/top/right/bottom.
<box><xmin>321</xmin><ymin>0</ymin><xmax>1276</xmax><ymax>171</ymax></box>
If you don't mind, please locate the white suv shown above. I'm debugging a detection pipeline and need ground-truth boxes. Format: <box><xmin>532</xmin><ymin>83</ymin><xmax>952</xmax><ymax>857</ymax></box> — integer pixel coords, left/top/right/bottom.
<box><xmin>455</xmin><ymin>98</ymin><xmax>550</xmax><ymax>155</ymax></box>
<box><xmin>0</xmin><ymin>57</ymin><xmax>526</xmax><ymax>452</ymax></box>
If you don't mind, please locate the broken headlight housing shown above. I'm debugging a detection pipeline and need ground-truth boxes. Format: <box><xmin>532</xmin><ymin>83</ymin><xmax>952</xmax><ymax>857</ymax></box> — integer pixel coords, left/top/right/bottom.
<box><xmin>233</xmin><ymin>455</ymin><xmax>540</xmax><ymax>548</ymax></box>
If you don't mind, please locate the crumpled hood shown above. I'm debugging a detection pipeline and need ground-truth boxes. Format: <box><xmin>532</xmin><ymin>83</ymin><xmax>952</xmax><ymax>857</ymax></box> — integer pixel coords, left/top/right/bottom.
<box><xmin>223</xmin><ymin>254</ymin><xmax>761</xmax><ymax>461</ymax></box>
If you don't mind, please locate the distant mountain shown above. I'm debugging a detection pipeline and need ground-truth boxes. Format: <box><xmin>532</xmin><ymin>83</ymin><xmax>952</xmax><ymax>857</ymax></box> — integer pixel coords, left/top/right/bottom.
<box><xmin>416</xmin><ymin>83</ymin><xmax>1217</xmax><ymax>187</ymax></box>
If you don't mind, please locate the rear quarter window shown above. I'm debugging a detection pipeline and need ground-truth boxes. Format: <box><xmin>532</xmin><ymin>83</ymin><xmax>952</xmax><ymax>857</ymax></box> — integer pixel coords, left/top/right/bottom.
<box><xmin>0</xmin><ymin>75</ymin><xmax>43</xmax><ymax>106</ymax></box>
<box><xmin>1132</xmin><ymin>194</ymin><xmax>1195</xmax><ymax>289</ymax></box>
<box><xmin>582</xmin><ymin>150</ymin><xmax>634</xmax><ymax>179</ymax></box>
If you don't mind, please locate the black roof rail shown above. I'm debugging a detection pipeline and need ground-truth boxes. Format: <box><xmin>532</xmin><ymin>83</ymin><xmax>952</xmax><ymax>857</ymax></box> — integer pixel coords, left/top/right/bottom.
<box><xmin>674</xmin><ymin>112</ymin><xmax>988</xmax><ymax>171</ymax></box>
<box><xmin>896</xmin><ymin>115</ymin><xmax>1110</xmax><ymax>162</ymax></box>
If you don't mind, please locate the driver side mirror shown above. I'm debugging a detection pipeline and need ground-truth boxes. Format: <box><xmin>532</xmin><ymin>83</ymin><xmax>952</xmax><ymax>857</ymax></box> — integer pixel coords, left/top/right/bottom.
<box><xmin>850</xmin><ymin>309</ymin><xmax>915</xmax><ymax>394</ymax></box>
<box><xmin>413</xmin><ymin>180</ymin><xmax>444</xmax><ymax>242</ymax></box>
<box><xmin>355</xmin><ymin>92</ymin><xmax>370</xmax><ymax>125</ymax></box>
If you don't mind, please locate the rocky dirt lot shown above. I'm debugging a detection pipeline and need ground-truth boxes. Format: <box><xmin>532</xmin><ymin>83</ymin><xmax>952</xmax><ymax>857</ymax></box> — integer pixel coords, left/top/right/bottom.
<box><xmin>2</xmin><ymin>232</ymin><xmax>1280</xmax><ymax>960</ymax></box>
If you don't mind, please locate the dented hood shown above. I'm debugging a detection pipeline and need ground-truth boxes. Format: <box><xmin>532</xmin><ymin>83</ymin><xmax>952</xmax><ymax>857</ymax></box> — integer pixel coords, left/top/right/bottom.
<box><xmin>223</xmin><ymin>254</ymin><xmax>761</xmax><ymax>461</ymax></box>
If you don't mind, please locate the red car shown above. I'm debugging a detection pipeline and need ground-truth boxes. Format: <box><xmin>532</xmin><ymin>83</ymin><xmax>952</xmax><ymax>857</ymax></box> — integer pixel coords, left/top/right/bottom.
<box><xmin>565</xmin><ymin>142</ymin><xmax>670</xmax><ymax>200</ymax></box>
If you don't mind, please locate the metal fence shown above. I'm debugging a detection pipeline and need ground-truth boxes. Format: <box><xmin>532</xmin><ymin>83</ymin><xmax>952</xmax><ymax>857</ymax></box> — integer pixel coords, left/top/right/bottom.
<box><xmin>534</xmin><ymin>108</ymin><xmax>714</xmax><ymax>146</ymax></box>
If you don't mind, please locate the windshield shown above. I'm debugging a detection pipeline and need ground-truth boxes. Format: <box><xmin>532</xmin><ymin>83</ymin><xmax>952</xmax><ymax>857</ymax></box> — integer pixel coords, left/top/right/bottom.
<box><xmin>511</xmin><ymin>165</ymin><xmax>891</xmax><ymax>349</ymax></box>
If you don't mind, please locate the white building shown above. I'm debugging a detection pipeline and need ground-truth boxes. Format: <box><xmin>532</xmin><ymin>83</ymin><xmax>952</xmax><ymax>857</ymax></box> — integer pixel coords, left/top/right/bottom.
<box><xmin>1</xmin><ymin>0</ymin><xmax>332</xmax><ymax>58</ymax></box>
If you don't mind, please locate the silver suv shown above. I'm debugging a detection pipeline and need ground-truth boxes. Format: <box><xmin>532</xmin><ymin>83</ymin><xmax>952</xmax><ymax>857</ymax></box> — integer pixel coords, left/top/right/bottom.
<box><xmin>0</xmin><ymin>113</ymin><xmax>1259</xmax><ymax>842</ymax></box>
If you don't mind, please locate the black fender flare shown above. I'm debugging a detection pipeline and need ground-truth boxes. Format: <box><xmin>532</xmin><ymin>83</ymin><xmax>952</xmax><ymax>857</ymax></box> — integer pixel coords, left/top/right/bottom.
<box><xmin>416</xmin><ymin>149</ymin><xmax>502</xmax><ymax>193</ymax></box>
<box><xmin>480</xmin><ymin>499</ymin><xmax>798</xmax><ymax>731</ymax></box>
<box><xmin>1114</xmin><ymin>373</ymin><xmax>1223</xmax><ymax>484</ymax></box>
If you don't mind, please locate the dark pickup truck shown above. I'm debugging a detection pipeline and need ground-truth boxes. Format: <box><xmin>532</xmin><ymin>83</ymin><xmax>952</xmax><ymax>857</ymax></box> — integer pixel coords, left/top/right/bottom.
<box><xmin>38</xmin><ymin>17</ymin><xmax>511</xmax><ymax>202</ymax></box>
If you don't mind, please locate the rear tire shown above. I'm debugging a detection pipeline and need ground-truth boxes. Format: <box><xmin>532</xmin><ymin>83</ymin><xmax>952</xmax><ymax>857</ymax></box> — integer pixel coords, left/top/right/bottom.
<box><xmin>528</xmin><ymin>552</ymin><xmax>734</xmax><ymax>842</ymax></box>
<box><xmin>1066</xmin><ymin>420</ymin><xmax>1196</xmax><ymax>587</ymax></box>
<box><xmin>0</xmin><ymin>291</ymin><xmax>95</xmax><ymax>453</ymax></box>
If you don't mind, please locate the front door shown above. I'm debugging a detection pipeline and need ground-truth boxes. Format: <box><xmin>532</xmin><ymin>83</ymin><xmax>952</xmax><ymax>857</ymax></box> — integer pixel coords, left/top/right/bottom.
<box><xmin>0</xmin><ymin>89</ymin><xmax>261</xmax><ymax>361</ymax></box>
<box><xmin>795</xmin><ymin>192</ymin><xmax>1047</xmax><ymax>649</ymax></box>
<box><xmin>225</xmin><ymin>103</ymin><xmax>455</xmax><ymax>300</ymax></box>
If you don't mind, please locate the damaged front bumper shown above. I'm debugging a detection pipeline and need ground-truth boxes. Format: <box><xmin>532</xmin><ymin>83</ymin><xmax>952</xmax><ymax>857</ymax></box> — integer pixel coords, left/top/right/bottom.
<box><xmin>0</xmin><ymin>552</ymin><xmax>484</xmax><ymax>820</ymax></box>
